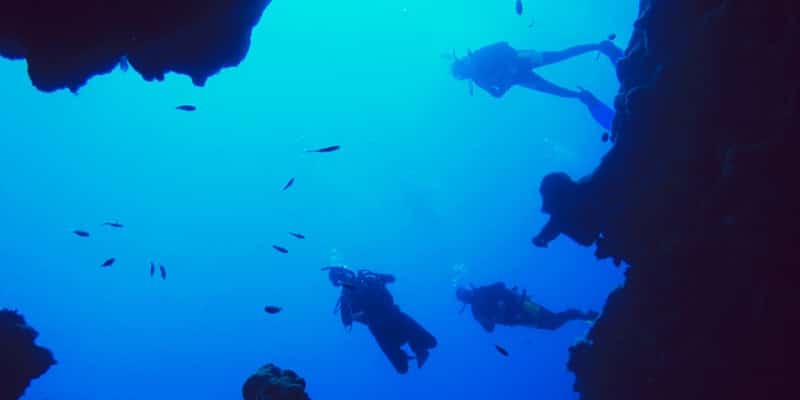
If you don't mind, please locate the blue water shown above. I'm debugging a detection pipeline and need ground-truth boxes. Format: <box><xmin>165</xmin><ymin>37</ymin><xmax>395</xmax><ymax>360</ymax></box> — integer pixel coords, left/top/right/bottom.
<box><xmin>1</xmin><ymin>1</ymin><xmax>636</xmax><ymax>398</ymax></box>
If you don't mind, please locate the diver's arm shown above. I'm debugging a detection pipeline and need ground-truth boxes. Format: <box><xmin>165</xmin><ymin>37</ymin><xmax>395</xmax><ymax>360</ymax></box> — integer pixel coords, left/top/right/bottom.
<box><xmin>478</xmin><ymin>318</ymin><xmax>496</xmax><ymax>333</ymax></box>
<box><xmin>474</xmin><ymin>79</ymin><xmax>509</xmax><ymax>98</ymax></box>
<box><xmin>532</xmin><ymin>219</ymin><xmax>560</xmax><ymax>248</ymax></box>
<box><xmin>340</xmin><ymin>296</ymin><xmax>354</xmax><ymax>328</ymax></box>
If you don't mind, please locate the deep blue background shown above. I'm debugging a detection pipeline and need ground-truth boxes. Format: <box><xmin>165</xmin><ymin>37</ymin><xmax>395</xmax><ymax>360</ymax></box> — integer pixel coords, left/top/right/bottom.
<box><xmin>1</xmin><ymin>1</ymin><xmax>636</xmax><ymax>398</ymax></box>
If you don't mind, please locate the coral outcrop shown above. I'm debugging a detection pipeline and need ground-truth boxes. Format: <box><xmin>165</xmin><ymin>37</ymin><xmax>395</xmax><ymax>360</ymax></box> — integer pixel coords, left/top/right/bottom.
<box><xmin>534</xmin><ymin>0</ymin><xmax>799</xmax><ymax>398</ymax></box>
<box><xmin>0</xmin><ymin>309</ymin><xmax>56</xmax><ymax>400</ymax></box>
<box><xmin>242</xmin><ymin>363</ymin><xmax>310</xmax><ymax>400</ymax></box>
<box><xmin>0</xmin><ymin>0</ymin><xmax>272</xmax><ymax>92</ymax></box>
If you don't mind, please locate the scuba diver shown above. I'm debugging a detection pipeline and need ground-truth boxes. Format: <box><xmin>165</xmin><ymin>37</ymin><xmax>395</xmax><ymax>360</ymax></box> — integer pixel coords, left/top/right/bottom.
<box><xmin>323</xmin><ymin>266</ymin><xmax>437</xmax><ymax>374</ymax></box>
<box><xmin>532</xmin><ymin>171</ymin><xmax>601</xmax><ymax>249</ymax></box>
<box><xmin>450</xmin><ymin>39</ymin><xmax>622</xmax><ymax>130</ymax></box>
<box><xmin>456</xmin><ymin>282</ymin><xmax>598</xmax><ymax>332</ymax></box>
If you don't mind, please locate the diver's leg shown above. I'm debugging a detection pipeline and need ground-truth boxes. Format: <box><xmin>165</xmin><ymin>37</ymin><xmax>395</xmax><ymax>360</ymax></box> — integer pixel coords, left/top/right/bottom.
<box><xmin>598</xmin><ymin>40</ymin><xmax>624</xmax><ymax>65</ymax></box>
<box><xmin>537</xmin><ymin>309</ymin><xmax>594</xmax><ymax>330</ymax></box>
<box><xmin>577</xmin><ymin>88</ymin><xmax>615</xmax><ymax>130</ymax></box>
<box><xmin>368</xmin><ymin>323</ymin><xmax>410</xmax><ymax>374</ymax></box>
<box><xmin>399</xmin><ymin>312</ymin><xmax>437</xmax><ymax>368</ymax></box>
<box><xmin>516</xmin><ymin>72</ymin><xmax>581</xmax><ymax>98</ymax></box>
<box><xmin>537</xmin><ymin>44</ymin><xmax>601</xmax><ymax>67</ymax></box>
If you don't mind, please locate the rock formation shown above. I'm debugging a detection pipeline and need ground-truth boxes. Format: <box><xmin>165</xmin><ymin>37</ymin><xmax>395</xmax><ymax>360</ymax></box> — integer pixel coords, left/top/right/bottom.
<box><xmin>0</xmin><ymin>0</ymin><xmax>272</xmax><ymax>92</ymax></box>
<box><xmin>242</xmin><ymin>363</ymin><xmax>311</xmax><ymax>400</ymax></box>
<box><xmin>533</xmin><ymin>1</ymin><xmax>799</xmax><ymax>398</ymax></box>
<box><xmin>0</xmin><ymin>309</ymin><xmax>56</xmax><ymax>400</ymax></box>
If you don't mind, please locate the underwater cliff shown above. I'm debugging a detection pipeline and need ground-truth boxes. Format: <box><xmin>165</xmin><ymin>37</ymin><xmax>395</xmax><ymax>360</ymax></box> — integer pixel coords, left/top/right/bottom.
<box><xmin>547</xmin><ymin>0</ymin><xmax>799</xmax><ymax>398</ymax></box>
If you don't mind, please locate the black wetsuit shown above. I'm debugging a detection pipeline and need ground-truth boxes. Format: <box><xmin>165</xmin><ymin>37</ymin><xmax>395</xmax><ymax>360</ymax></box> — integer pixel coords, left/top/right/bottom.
<box><xmin>466</xmin><ymin>42</ymin><xmax>535</xmax><ymax>98</ymax></box>
<box><xmin>467</xmin><ymin>282</ymin><xmax>596</xmax><ymax>332</ymax></box>
<box><xmin>332</xmin><ymin>269</ymin><xmax>437</xmax><ymax>374</ymax></box>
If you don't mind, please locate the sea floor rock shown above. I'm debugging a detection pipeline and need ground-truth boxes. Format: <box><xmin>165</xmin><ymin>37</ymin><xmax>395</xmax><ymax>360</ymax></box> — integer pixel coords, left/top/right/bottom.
<box><xmin>242</xmin><ymin>363</ymin><xmax>310</xmax><ymax>400</ymax></box>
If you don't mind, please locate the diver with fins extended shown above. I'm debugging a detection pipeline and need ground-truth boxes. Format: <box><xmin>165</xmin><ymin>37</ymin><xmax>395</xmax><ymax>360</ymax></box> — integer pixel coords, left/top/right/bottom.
<box><xmin>456</xmin><ymin>282</ymin><xmax>598</xmax><ymax>332</ymax></box>
<box><xmin>450</xmin><ymin>38</ymin><xmax>622</xmax><ymax>130</ymax></box>
<box><xmin>323</xmin><ymin>266</ymin><xmax>437</xmax><ymax>374</ymax></box>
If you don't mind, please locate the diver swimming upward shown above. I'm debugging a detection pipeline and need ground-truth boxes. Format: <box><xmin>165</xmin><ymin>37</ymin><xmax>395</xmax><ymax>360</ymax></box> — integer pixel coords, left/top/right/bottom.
<box><xmin>450</xmin><ymin>39</ymin><xmax>622</xmax><ymax>130</ymax></box>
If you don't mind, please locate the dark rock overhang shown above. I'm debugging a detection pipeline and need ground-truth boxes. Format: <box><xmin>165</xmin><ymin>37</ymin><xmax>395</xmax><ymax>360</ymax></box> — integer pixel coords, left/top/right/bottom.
<box><xmin>0</xmin><ymin>0</ymin><xmax>272</xmax><ymax>92</ymax></box>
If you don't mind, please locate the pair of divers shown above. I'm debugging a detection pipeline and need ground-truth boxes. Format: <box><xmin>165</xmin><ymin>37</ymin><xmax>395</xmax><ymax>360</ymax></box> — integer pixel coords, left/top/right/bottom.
<box><xmin>322</xmin><ymin>266</ymin><xmax>597</xmax><ymax>373</ymax></box>
<box><xmin>457</xmin><ymin>282</ymin><xmax>598</xmax><ymax>332</ymax></box>
<box><xmin>451</xmin><ymin>38</ymin><xmax>623</xmax><ymax>130</ymax></box>
<box><xmin>323</xmin><ymin>266</ymin><xmax>437</xmax><ymax>374</ymax></box>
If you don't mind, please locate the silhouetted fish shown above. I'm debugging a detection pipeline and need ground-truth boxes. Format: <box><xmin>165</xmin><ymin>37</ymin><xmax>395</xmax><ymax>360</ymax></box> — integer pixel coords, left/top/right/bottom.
<box><xmin>305</xmin><ymin>145</ymin><xmax>340</xmax><ymax>153</ymax></box>
<box><xmin>602</xmin><ymin>132</ymin><xmax>610</xmax><ymax>142</ymax></box>
<box><xmin>282</xmin><ymin>178</ymin><xmax>295</xmax><ymax>191</ymax></box>
<box><xmin>102</xmin><ymin>221</ymin><xmax>124</xmax><ymax>228</ymax></box>
<box><xmin>341</xmin><ymin>282</ymin><xmax>356</xmax><ymax>290</ymax></box>
<box><xmin>515</xmin><ymin>0</ymin><xmax>523</xmax><ymax>16</ymax></box>
<box><xmin>272</xmin><ymin>245</ymin><xmax>288</xmax><ymax>254</ymax></box>
<box><xmin>495</xmin><ymin>344</ymin><xmax>509</xmax><ymax>356</ymax></box>
<box><xmin>176</xmin><ymin>105</ymin><xmax>197</xmax><ymax>112</ymax></box>
<box><xmin>101</xmin><ymin>258</ymin><xmax>115</xmax><ymax>267</ymax></box>
<box><xmin>159</xmin><ymin>265</ymin><xmax>166</xmax><ymax>280</ymax></box>
<box><xmin>289</xmin><ymin>232</ymin><xmax>305</xmax><ymax>239</ymax></box>
<box><xmin>73</xmin><ymin>230</ymin><xmax>90</xmax><ymax>237</ymax></box>
<box><xmin>608</xmin><ymin>33</ymin><xmax>617</xmax><ymax>41</ymax></box>
<box><xmin>150</xmin><ymin>262</ymin><xmax>155</xmax><ymax>277</ymax></box>
<box><xmin>264</xmin><ymin>306</ymin><xmax>282</xmax><ymax>314</ymax></box>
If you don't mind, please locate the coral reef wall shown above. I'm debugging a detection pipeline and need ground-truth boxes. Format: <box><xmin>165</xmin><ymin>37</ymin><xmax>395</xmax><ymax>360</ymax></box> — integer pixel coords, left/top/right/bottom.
<box><xmin>559</xmin><ymin>0</ymin><xmax>800</xmax><ymax>399</ymax></box>
<box><xmin>0</xmin><ymin>309</ymin><xmax>56</xmax><ymax>400</ymax></box>
<box><xmin>0</xmin><ymin>0</ymin><xmax>272</xmax><ymax>92</ymax></box>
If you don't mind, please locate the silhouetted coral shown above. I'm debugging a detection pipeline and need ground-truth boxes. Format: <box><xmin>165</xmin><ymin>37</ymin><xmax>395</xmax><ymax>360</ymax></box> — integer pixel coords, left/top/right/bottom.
<box><xmin>533</xmin><ymin>0</ymin><xmax>799</xmax><ymax>398</ymax></box>
<box><xmin>0</xmin><ymin>309</ymin><xmax>56</xmax><ymax>400</ymax></box>
<box><xmin>242</xmin><ymin>363</ymin><xmax>310</xmax><ymax>400</ymax></box>
<box><xmin>0</xmin><ymin>0</ymin><xmax>272</xmax><ymax>92</ymax></box>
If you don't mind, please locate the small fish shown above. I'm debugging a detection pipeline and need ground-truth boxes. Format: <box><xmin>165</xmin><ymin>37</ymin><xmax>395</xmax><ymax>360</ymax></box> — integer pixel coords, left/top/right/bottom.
<box><xmin>272</xmin><ymin>245</ymin><xmax>288</xmax><ymax>254</ymax></box>
<box><xmin>176</xmin><ymin>105</ymin><xmax>197</xmax><ymax>112</ymax></box>
<box><xmin>264</xmin><ymin>306</ymin><xmax>282</xmax><ymax>314</ymax></box>
<box><xmin>341</xmin><ymin>282</ymin><xmax>356</xmax><ymax>290</ymax></box>
<box><xmin>289</xmin><ymin>232</ymin><xmax>305</xmax><ymax>239</ymax></box>
<box><xmin>602</xmin><ymin>132</ymin><xmax>610</xmax><ymax>142</ymax></box>
<box><xmin>608</xmin><ymin>33</ymin><xmax>617</xmax><ymax>41</ymax></box>
<box><xmin>101</xmin><ymin>258</ymin><xmax>115</xmax><ymax>268</ymax></box>
<box><xmin>468</xmin><ymin>81</ymin><xmax>474</xmax><ymax>96</ymax></box>
<box><xmin>102</xmin><ymin>221</ymin><xmax>124</xmax><ymax>228</ymax></box>
<box><xmin>159</xmin><ymin>265</ymin><xmax>166</xmax><ymax>280</ymax></box>
<box><xmin>528</xmin><ymin>18</ymin><xmax>536</xmax><ymax>28</ymax></box>
<box><xmin>515</xmin><ymin>0</ymin><xmax>523</xmax><ymax>16</ymax></box>
<box><xmin>282</xmin><ymin>177</ymin><xmax>295</xmax><ymax>191</ymax></box>
<box><xmin>149</xmin><ymin>262</ymin><xmax>155</xmax><ymax>277</ymax></box>
<box><xmin>73</xmin><ymin>230</ymin><xmax>90</xmax><ymax>237</ymax></box>
<box><xmin>305</xmin><ymin>145</ymin><xmax>341</xmax><ymax>153</ymax></box>
<box><xmin>495</xmin><ymin>344</ymin><xmax>510</xmax><ymax>356</ymax></box>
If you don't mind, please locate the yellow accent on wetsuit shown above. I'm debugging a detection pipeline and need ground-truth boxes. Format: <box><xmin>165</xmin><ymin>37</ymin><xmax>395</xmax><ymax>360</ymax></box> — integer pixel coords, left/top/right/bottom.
<box><xmin>523</xmin><ymin>300</ymin><xmax>541</xmax><ymax>316</ymax></box>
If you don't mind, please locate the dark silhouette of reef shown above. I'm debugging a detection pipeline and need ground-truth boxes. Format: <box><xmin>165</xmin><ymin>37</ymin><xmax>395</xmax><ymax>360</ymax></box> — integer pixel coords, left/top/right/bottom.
<box><xmin>0</xmin><ymin>309</ymin><xmax>56</xmax><ymax>400</ymax></box>
<box><xmin>532</xmin><ymin>0</ymin><xmax>800</xmax><ymax>399</ymax></box>
<box><xmin>0</xmin><ymin>0</ymin><xmax>272</xmax><ymax>92</ymax></box>
<box><xmin>242</xmin><ymin>363</ymin><xmax>310</xmax><ymax>400</ymax></box>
